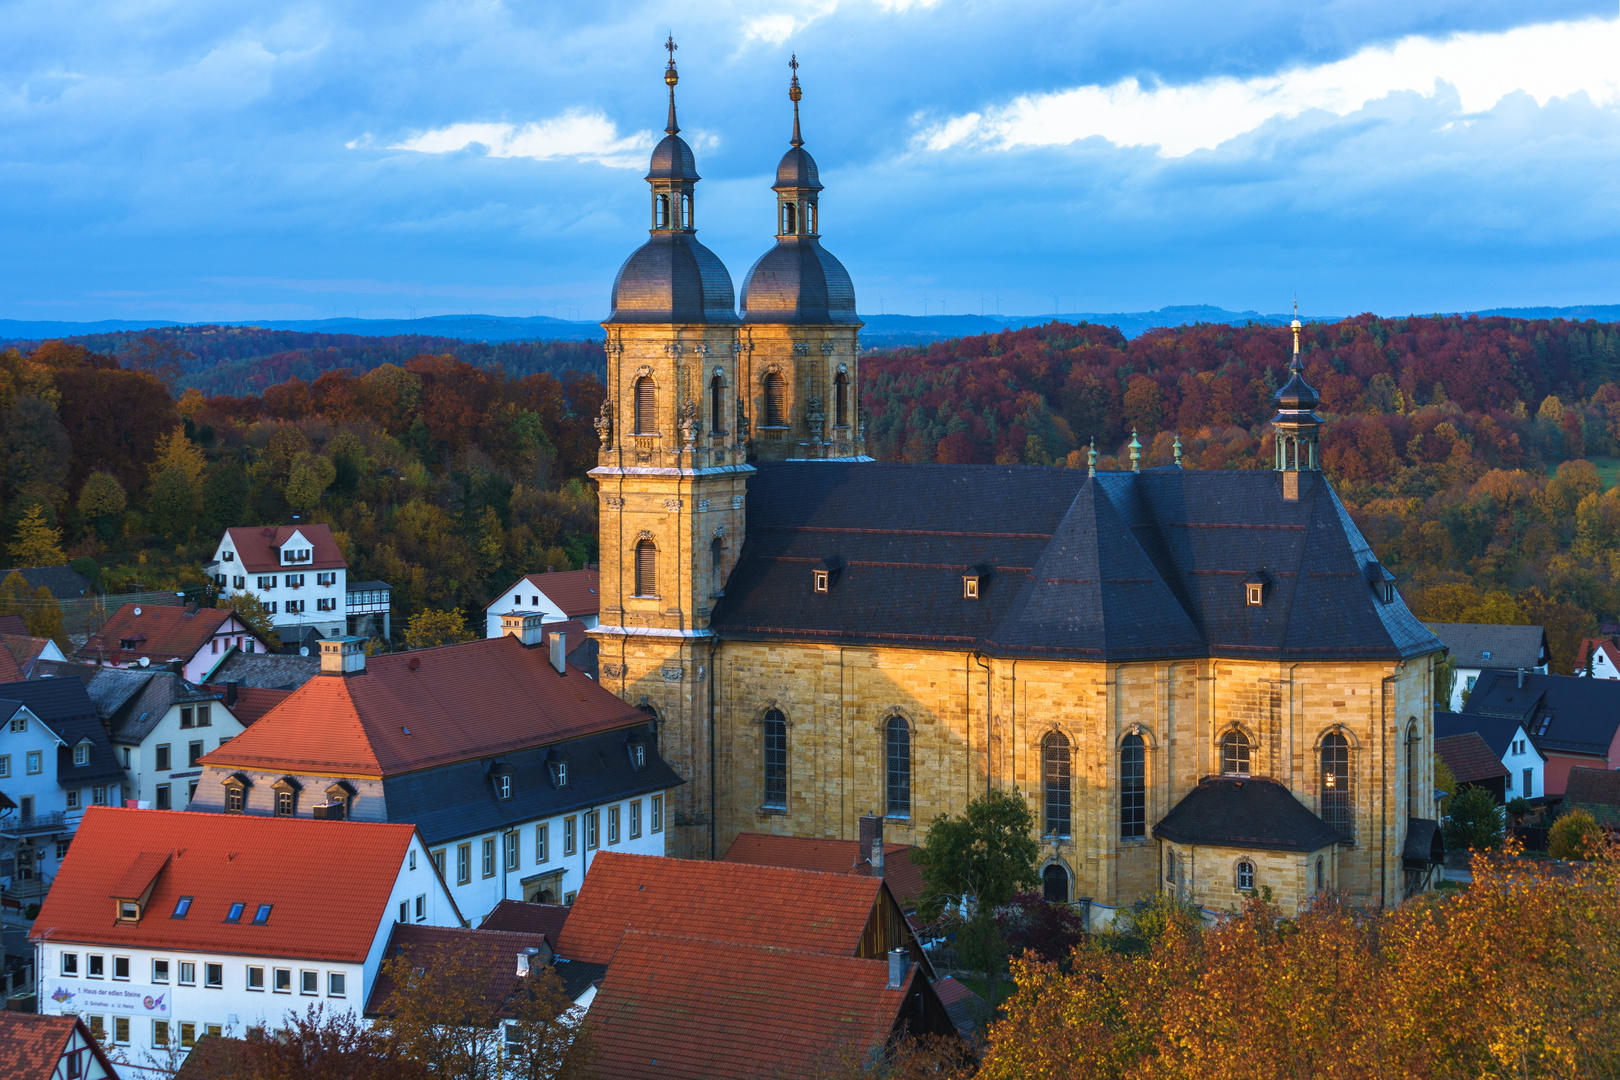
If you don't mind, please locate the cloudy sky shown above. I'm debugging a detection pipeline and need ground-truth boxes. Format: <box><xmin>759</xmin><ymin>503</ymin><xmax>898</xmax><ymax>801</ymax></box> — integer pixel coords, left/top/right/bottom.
<box><xmin>3</xmin><ymin>0</ymin><xmax>1619</xmax><ymax>322</ymax></box>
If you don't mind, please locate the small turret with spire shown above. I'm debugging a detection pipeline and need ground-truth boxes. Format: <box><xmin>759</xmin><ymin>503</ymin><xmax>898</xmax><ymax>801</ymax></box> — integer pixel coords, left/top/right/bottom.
<box><xmin>1270</xmin><ymin>299</ymin><xmax>1323</xmax><ymax>500</ymax></box>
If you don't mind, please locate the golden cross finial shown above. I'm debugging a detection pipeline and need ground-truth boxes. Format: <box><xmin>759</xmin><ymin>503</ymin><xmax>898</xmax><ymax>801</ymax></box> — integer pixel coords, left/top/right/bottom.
<box><xmin>789</xmin><ymin>53</ymin><xmax>800</xmax><ymax>81</ymax></box>
<box><xmin>788</xmin><ymin>53</ymin><xmax>804</xmax><ymax>144</ymax></box>
<box><xmin>665</xmin><ymin>35</ymin><xmax>678</xmax><ymax>66</ymax></box>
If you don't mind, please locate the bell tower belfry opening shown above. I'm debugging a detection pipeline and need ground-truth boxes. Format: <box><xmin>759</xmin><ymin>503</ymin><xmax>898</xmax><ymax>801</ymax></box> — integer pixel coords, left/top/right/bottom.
<box><xmin>589</xmin><ymin>39</ymin><xmax>751</xmax><ymax>858</ymax></box>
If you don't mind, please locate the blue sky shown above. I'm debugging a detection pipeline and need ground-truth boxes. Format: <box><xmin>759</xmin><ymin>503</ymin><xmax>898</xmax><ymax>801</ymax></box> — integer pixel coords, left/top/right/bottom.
<box><xmin>3</xmin><ymin>0</ymin><xmax>1619</xmax><ymax>322</ymax></box>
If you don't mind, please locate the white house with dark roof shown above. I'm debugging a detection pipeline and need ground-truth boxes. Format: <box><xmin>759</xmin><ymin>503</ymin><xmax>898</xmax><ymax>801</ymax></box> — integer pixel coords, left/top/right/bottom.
<box><xmin>208</xmin><ymin>525</ymin><xmax>348</xmax><ymax>641</ymax></box>
<box><xmin>1424</xmin><ymin>623</ymin><xmax>1550</xmax><ymax>710</ymax></box>
<box><xmin>84</xmin><ymin>670</ymin><xmax>250</xmax><ymax>812</ymax></box>
<box><xmin>483</xmin><ymin>569</ymin><xmax>600</xmax><ymax>638</ymax></box>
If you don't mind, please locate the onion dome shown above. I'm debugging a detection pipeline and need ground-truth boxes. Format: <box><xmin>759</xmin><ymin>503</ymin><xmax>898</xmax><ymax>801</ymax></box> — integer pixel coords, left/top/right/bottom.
<box><xmin>774</xmin><ymin>145</ymin><xmax>821</xmax><ymax>191</ymax></box>
<box><xmin>1271</xmin><ymin>311</ymin><xmax>1322</xmax><ymax>421</ymax></box>
<box><xmin>605</xmin><ymin>38</ymin><xmax>738</xmax><ymax>326</ymax></box>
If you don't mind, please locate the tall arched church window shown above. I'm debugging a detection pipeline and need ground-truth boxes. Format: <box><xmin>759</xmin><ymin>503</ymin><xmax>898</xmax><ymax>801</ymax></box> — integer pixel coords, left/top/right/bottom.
<box><xmin>885</xmin><ymin>717</ymin><xmax>911</xmax><ymax>819</ymax></box>
<box><xmin>635</xmin><ymin>377</ymin><xmax>657</xmax><ymax>435</ymax></box>
<box><xmin>1042</xmin><ymin>864</ymin><xmax>1069</xmax><ymax>903</ymax></box>
<box><xmin>782</xmin><ymin>202</ymin><xmax>797</xmax><ymax>235</ymax></box>
<box><xmin>834</xmin><ymin>372</ymin><xmax>848</xmax><ymax>427</ymax></box>
<box><xmin>763</xmin><ymin>373</ymin><xmax>786</xmax><ymax>427</ymax></box>
<box><xmin>1221</xmin><ymin>730</ymin><xmax>1251</xmax><ymax>776</ymax></box>
<box><xmin>710</xmin><ymin>536</ymin><xmax>724</xmax><ymax>594</ymax></box>
<box><xmin>1406</xmin><ymin>724</ymin><xmax>1419</xmax><ymax>818</ymax></box>
<box><xmin>1236</xmin><ymin>860</ymin><xmax>1255</xmax><ymax>891</ymax></box>
<box><xmin>634</xmin><ymin>539</ymin><xmax>657</xmax><ymax>598</ymax></box>
<box><xmin>710</xmin><ymin>375</ymin><xmax>725</xmax><ymax>433</ymax></box>
<box><xmin>1315</xmin><ymin>856</ymin><xmax>1325</xmax><ymax>892</ymax></box>
<box><xmin>763</xmin><ymin>710</ymin><xmax>787</xmax><ymax>809</ymax></box>
<box><xmin>1322</xmin><ymin>733</ymin><xmax>1351</xmax><ymax>836</ymax></box>
<box><xmin>1043</xmin><ymin>732</ymin><xmax>1071</xmax><ymax>838</ymax></box>
<box><xmin>1120</xmin><ymin>734</ymin><xmax>1145</xmax><ymax>840</ymax></box>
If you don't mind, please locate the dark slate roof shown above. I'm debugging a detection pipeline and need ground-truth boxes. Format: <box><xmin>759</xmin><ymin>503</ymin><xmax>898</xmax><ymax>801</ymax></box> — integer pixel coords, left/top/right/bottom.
<box><xmin>1434</xmin><ymin>711</ymin><xmax>1540</xmax><ymax>763</ymax></box>
<box><xmin>1152</xmin><ymin>777</ymin><xmax>1342</xmax><ymax>852</ymax></box>
<box><xmin>0</xmin><ymin>565</ymin><xmax>92</xmax><ymax>600</ymax></box>
<box><xmin>1403</xmin><ymin>818</ymin><xmax>1444</xmax><ymax>866</ymax></box>
<box><xmin>711</xmin><ymin>463</ymin><xmax>1442</xmax><ymax>662</ymax></box>
<box><xmin>741</xmin><ymin>237</ymin><xmax>859</xmax><ymax>325</ymax></box>
<box><xmin>107</xmin><ymin>671</ymin><xmax>219</xmax><ymax>745</ymax></box>
<box><xmin>647</xmin><ymin>132</ymin><xmax>697</xmax><ymax>182</ymax></box>
<box><xmin>774</xmin><ymin>144</ymin><xmax>822</xmax><ymax>190</ymax></box>
<box><xmin>345</xmin><ymin>580</ymin><xmax>391</xmax><ymax>592</ymax></box>
<box><xmin>3</xmin><ymin>677</ymin><xmax>126</xmax><ymax>786</ymax></box>
<box><xmin>605</xmin><ymin>232</ymin><xmax>739</xmax><ymax>325</ymax></box>
<box><xmin>207</xmin><ymin>651</ymin><xmax>320</xmax><ymax>691</ymax></box>
<box><xmin>1463</xmin><ymin>670</ymin><xmax>1620</xmax><ymax>757</ymax></box>
<box><xmin>83</xmin><ymin>668</ymin><xmax>157</xmax><ymax>723</ymax></box>
<box><xmin>380</xmin><ymin>723</ymin><xmax>683</xmax><ymax>847</ymax></box>
<box><xmin>1423</xmin><ymin>623</ymin><xmax>1548</xmax><ymax>670</ymax></box>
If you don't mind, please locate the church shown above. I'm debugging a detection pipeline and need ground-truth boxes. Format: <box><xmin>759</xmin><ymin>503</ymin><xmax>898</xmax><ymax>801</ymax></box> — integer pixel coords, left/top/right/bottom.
<box><xmin>586</xmin><ymin>46</ymin><xmax>1447</xmax><ymax>916</ymax></box>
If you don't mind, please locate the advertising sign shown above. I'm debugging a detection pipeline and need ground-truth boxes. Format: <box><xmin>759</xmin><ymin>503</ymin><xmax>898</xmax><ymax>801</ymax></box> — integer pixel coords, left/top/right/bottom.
<box><xmin>44</xmin><ymin>980</ymin><xmax>171</xmax><ymax>1016</ymax></box>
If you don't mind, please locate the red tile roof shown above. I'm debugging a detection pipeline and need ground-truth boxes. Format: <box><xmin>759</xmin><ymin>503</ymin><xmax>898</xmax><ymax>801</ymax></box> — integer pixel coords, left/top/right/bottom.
<box><xmin>586</xmin><ymin>930</ymin><xmax>916</xmax><ymax>1080</ymax></box>
<box><xmin>76</xmin><ymin>603</ymin><xmax>263</xmax><ymax>666</ymax></box>
<box><xmin>720</xmin><ymin>833</ymin><xmax>928</xmax><ymax>908</ymax></box>
<box><xmin>0</xmin><ymin>1013</ymin><xmax>113</xmax><ymax>1080</ymax></box>
<box><xmin>1575</xmin><ymin>637</ymin><xmax>1620</xmax><ymax>675</ymax></box>
<box><xmin>478</xmin><ymin>899</ymin><xmax>571</xmax><ymax>942</ymax></box>
<box><xmin>204</xmin><ymin>685</ymin><xmax>292</xmax><ymax>727</ymax></box>
<box><xmin>1436</xmin><ymin>732</ymin><xmax>1511</xmax><ymax>785</ymax></box>
<box><xmin>110</xmin><ymin>851</ymin><xmax>170</xmax><ymax>900</ymax></box>
<box><xmin>556</xmin><ymin>850</ymin><xmax>887</xmax><ymax>966</ymax></box>
<box><xmin>486</xmin><ymin>569</ymin><xmax>600</xmax><ymax>619</ymax></box>
<box><xmin>199</xmin><ymin>635</ymin><xmax>646</xmax><ymax>778</ymax></box>
<box><xmin>0</xmin><ymin>614</ymin><xmax>27</xmax><ymax>637</ymax></box>
<box><xmin>0</xmin><ymin>641</ymin><xmax>20</xmax><ymax>684</ymax></box>
<box><xmin>31</xmin><ymin>807</ymin><xmax>434</xmax><ymax>963</ymax></box>
<box><xmin>364</xmin><ymin>923</ymin><xmax>555</xmax><ymax>1018</ymax></box>
<box><xmin>1566</xmin><ymin>766</ymin><xmax>1620</xmax><ymax>807</ymax></box>
<box><xmin>224</xmin><ymin>524</ymin><xmax>346</xmax><ymax>573</ymax></box>
<box><xmin>932</xmin><ymin>975</ymin><xmax>977</xmax><ymax>1008</ymax></box>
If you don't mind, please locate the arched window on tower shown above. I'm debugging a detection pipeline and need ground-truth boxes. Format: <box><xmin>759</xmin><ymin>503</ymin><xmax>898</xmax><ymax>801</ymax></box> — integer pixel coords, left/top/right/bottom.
<box><xmin>763</xmin><ymin>373</ymin><xmax>786</xmax><ymax>427</ymax></box>
<box><xmin>710</xmin><ymin>374</ymin><xmax>725</xmax><ymax>434</ymax></box>
<box><xmin>1322</xmin><ymin>733</ymin><xmax>1351</xmax><ymax>837</ymax></box>
<box><xmin>782</xmin><ymin>202</ymin><xmax>797</xmax><ymax>235</ymax></box>
<box><xmin>1221</xmin><ymin>730</ymin><xmax>1251</xmax><ymax>776</ymax></box>
<box><xmin>656</xmin><ymin>194</ymin><xmax>669</xmax><ymax>229</ymax></box>
<box><xmin>763</xmin><ymin>709</ymin><xmax>787</xmax><ymax>809</ymax></box>
<box><xmin>635</xmin><ymin>377</ymin><xmax>657</xmax><ymax>435</ymax></box>
<box><xmin>681</xmin><ymin>193</ymin><xmax>692</xmax><ymax>228</ymax></box>
<box><xmin>834</xmin><ymin>371</ymin><xmax>849</xmax><ymax>428</ymax></box>
<box><xmin>1120</xmin><ymin>734</ymin><xmax>1145</xmax><ymax>840</ymax></box>
<box><xmin>710</xmin><ymin>535</ymin><xmax>724</xmax><ymax>595</ymax></box>
<box><xmin>885</xmin><ymin>716</ymin><xmax>910</xmax><ymax>819</ymax></box>
<box><xmin>1043</xmin><ymin>731</ymin><xmax>1071</xmax><ymax>838</ymax></box>
<box><xmin>634</xmin><ymin>539</ymin><xmax>657</xmax><ymax>598</ymax></box>
<box><xmin>807</xmin><ymin>202</ymin><xmax>817</xmax><ymax>233</ymax></box>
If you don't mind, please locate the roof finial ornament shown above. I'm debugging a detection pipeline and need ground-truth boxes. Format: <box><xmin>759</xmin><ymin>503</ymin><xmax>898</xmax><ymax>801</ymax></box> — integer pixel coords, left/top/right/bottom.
<box><xmin>788</xmin><ymin>53</ymin><xmax>803</xmax><ymax>148</ymax></box>
<box><xmin>1129</xmin><ymin>429</ymin><xmax>1141</xmax><ymax>473</ymax></box>
<box><xmin>663</xmin><ymin>35</ymin><xmax>680</xmax><ymax>135</ymax></box>
<box><xmin>1290</xmin><ymin>297</ymin><xmax>1302</xmax><ymax>372</ymax></box>
<box><xmin>1173</xmin><ymin>433</ymin><xmax>1182</xmax><ymax>468</ymax></box>
<box><xmin>1088</xmin><ymin>436</ymin><xmax>1097</xmax><ymax>477</ymax></box>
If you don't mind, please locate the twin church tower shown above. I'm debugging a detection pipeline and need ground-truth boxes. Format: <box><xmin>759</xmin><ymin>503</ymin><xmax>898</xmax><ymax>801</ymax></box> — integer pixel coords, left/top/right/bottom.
<box><xmin>589</xmin><ymin>45</ymin><xmax>863</xmax><ymax>852</ymax></box>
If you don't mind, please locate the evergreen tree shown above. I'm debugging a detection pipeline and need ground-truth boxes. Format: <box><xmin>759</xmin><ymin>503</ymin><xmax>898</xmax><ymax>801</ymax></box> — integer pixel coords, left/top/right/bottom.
<box><xmin>7</xmin><ymin>504</ymin><xmax>66</xmax><ymax>566</ymax></box>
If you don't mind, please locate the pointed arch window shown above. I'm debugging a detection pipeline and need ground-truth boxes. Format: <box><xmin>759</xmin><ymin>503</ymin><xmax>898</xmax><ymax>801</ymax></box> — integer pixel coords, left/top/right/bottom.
<box><xmin>634</xmin><ymin>540</ymin><xmax>657</xmax><ymax>598</ymax></box>
<box><xmin>1221</xmin><ymin>730</ymin><xmax>1251</xmax><ymax>777</ymax></box>
<box><xmin>710</xmin><ymin>374</ymin><xmax>725</xmax><ymax>433</ymax></box>
<box><xmin>635</xmin><ymin>377</ymin><xmax>657</xmax><ymax>435</ymax></box>
<box><xmin>834</xmin><ymin>371</ymin><xmax>849</xmax><ymax>428</ymax></box>
<box><xmin>1120</xmin><ymin>734</ymin><xmax>1145</xmax><ymax>840</ymax></box>
<box><xmin>763</xmin><ymin>373</ymin><xmax>786</xmax><ymax>427</ymax></box>
<box><xmin>763</xmin><ymin>710</ymin><xmax>787</xmax><ymax>810</ymax></box>
<box><xmin>1042</xmin><ymin>732</ymin><xmax>1071</xmax><ymax>838</ymax></box>
<box><xmin>1322</xmin><ymin>733</ymin><xmax>1351</xmax><ymax>836</ymax></box>
<box><xmin>885</xmin><ymin>716</ymin><xmax>911</xmax><ymax>819</ymax></box>
<box><xmin>1042</xmin><ymin>863</ymin><xmax>1069</xmax><ymax>903</ymax></box>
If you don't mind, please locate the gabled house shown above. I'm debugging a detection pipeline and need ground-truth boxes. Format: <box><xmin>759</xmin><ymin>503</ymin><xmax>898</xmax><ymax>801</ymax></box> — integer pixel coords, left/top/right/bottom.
<box><xmin>1434</xmin><ymin>731</ymin><xmax>1511</xmax><ymax>803</ymax></box>
<box><xmin>1424</xmin><ymin>623</ymin><xmax>1550</xmax><ymax>710</ymax></box>
<box><xmin>77</xmin><ymin>605</ymin><xmax>270</xmax><ymax>685</ymax></box>
<box><xmin>0</xmin><ymin>679</ymin><xmax>126</xmax><ymax>892</ymax></box>
<box><xmin>202</xmin><ymin>651</ymin><xmax>318</xmax><ymax>692</ymax></box>
<box><xmin>1574</xmin><ymin>636</ymin><xmax>1620</xmax><ymax>679</ymax></box>
<box><xmin>190</xmin><ymin>617</ymin><xmax>681</xmax><ymax>925</ymax></box>
<box><xmin>1435</xmin><ymin>711</ymin><xmax>1546</xmax><ymax>803</ymax></box>
<box><xmin>556</xmin><ymin>850</ymin><xmax>931</xmax><ymax>975</ymax></box>
<box><xmin>31</xmin><ymin>808</ymin><xmax>460</xmax><ymax>1070</ymax></box>
<box><xmin>87</xmin><ymin>671</ymin><xmax>250</xmax><ymax>812</ymax></box>
<box><xmin>209</xmin><ymin>525</ymin><xmax>348</xmax><ymax>641</ymax></box>
<box><xmin>586</xmin><ymin>931</ymin><xmax>954</xmax><ymax>1080</ymax></box>
<box><xmin>0</xmin><ymin>1012</ymin><xmax>121</xmax><ymax>1080</ymax></box>
<box><xmin>1462</xmin><ymin>670</ymin><xmax>1620</xmax><ymax>797</ymax></box>
<box><xmin>483</xmin><ymin>569</ymin><xmax>600</xmax><ymax>637</ymax></box>
<box><xmin>3</xmin><ymin>636</ymin><xmax>69</xmax><ymax>680</ymax></box>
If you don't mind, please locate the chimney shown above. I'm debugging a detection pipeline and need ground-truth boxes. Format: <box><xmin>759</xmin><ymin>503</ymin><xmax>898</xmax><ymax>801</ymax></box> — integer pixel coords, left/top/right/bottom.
<box><xmin>225</xmin><ymin>681</ymin><xmax>239</xmax><ymax>707</ymax></box>
<box><xmin>500</xmin><ymin>611</ymin><xmax>545</xmax><ymax>648</ymax></box>
<box><xmin>858</xmin><ymin>814</ymin><xmax>882</xmax><ymax>872</ymax></box>
<box><xmin>1517</xmin><ymin>668</ymin><xmax>1525</xmax><ymax>688</ymax></box>
<box><xmin>872</xmin><ymin>836</ymin><xmax>885</xmax><ymax>878</ymax></box>
<box><xmin>516</xmin><ymin>946</ymin><xmax>541</xmax><ymax>978</ymax></box>
<box><xmin>319</xmin><ymin>636</ymin><xmax>367</xmax><ymax>676</ymax></box>
<box><xmin>549</xmin><ymin>631</ymin><xmax>567</xmax><ymax>675</ymax></box>
<box><xmin>887</xmin><ymin>948</ymin><xmax>907</xmax><ymax>990</ymax></box>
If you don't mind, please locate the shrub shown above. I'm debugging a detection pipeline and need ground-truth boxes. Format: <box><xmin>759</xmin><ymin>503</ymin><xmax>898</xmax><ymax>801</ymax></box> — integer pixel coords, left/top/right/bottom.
<box><xmin>1549</xmin><ymin>808</ymin><xmax>1604</xmax><ymax>861</ymax></box>
<box><xmin>1444</xmin><ymin>785</ymin><xmax>1506</xmax><ymax>851</ymax></box>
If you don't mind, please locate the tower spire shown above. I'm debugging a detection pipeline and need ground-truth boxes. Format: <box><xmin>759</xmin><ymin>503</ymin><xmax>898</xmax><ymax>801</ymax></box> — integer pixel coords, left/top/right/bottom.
<box><xmin>1290</xmin><ymin>297</ymin><xmax>1302</xmax><ymax>371</ymax></box>
<box><xmin>664</xmin><ymin>35</ymin><xmax>680</xmax><ymax>135</ymax></box>
<box><xmin>788</xmin><ymin>53</ymin><xmax>803</xmax><ymax>148</ymax></box>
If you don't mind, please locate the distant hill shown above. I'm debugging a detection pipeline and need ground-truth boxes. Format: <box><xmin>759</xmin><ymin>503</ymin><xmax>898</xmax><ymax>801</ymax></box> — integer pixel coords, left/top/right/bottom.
<box><xmin>0</xmin><ymin>313</ymin><xmax>605</xmax><ymax>346</ymax></box>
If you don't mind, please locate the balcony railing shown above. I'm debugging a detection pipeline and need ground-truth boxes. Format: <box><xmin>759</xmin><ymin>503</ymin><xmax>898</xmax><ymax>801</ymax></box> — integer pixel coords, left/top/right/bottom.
<box><xmin>0</xmin><ymin>811</ymin><xmax>69</xmax><ymax>837</ymax></box>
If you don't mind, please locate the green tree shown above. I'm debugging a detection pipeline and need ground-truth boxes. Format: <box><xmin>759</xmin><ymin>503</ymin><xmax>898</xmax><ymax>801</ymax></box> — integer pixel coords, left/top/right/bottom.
<box><xmin>3</xmin><ymin>395</ymin><xmax>71</xmax><ymax>508</ymax></box>
<box><xmin>404</xmin><ymin>608</ymin><xmax>474</xmax><ymax>650</ymax></box>
<box><xmin>1549</xmin><ymin>808</ymin><xmax>1603</xmax><ymax>861</ymax></box>
<box><xmin>76</xmin><ymin>471</ymin><xmax>127</xmax><ymax>540</ymax></box>
<box><xmin>1434</xmin><ymin>753</ymin><xmax>1458</xmax><ymax>815</ymax></box>
<box><xmin>1443</xmin><ymin>785</ymin><xmax>1505</xmax><ymax>851</ymax></box>
<box><xmin>150</xmin><ymin>468</ymin><xmax>197</xmax><ymax>541</ymax></box>
<box><xmin>222</xmin><ymin>592</ymin><xmax>281</xmax><ymax>650</ymax></box>
<box><xmin>8</xmin><ymin>503</ymin><xmax>65</xmax><ymax>566</ymax></box>
<box><xmin>285</xmin><ymin>452</ymin><xmax>338</xmax><ymax>512</ymax></box>
<box><xmin>1433</xmin><ymin>653</ymin><xmax>1457</xmax><ymax>708</ymax></box>
<box><xmin>202</xmin><ymin>462</ymin><xmax>250</xmax><ymax>533</ymax></box>
<box><xmin>914</xmin><ymin>788</ymin><xmax>1041</xmax><ymax>1009</ymax></box>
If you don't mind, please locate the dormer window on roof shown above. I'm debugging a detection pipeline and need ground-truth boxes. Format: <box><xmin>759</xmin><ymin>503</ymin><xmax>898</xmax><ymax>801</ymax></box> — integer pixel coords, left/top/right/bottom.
<box><xmin>812</xmin><ymin>556</ymin><xmax>844</xmax><ymax>595</ymax></box>
<box><xmin>1365</xmin><ymin>561</ymin><xmax>1396</xmax><ymax>604</ymax></box>
<box><xmin>962</xmin><ymin>564</ymin><xmax>993</xmax><ymax>600</ymax></box>
<box><xmin>1244</xmin><ymin>569</ymin><xmax>1271</xmax><ymax>607</ymax></box>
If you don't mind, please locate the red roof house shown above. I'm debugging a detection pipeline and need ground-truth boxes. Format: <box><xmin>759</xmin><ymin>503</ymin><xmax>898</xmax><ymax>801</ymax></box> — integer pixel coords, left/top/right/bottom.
<box><xmin>1437</xmin><ymin>731</ymin><xmax>1512</xmax><ymax>802</ymax></box>
<box><xmin>720</xmin><ymin>830</ymin><xmax>927</xmax><ymax>909</ymax></box>
<box><xmin>77</xmin><ymin>603</ymin><xmax>270</xmax><ymax>684</ymax></box>
<box><xmin>219</xmin><ymin>524</ymin><xmax>346</xmax><ymax>573</ymax></box>
<box><xmin>484</xmin><ymin>568</ymin><xmax>601</xmax><ymax>634</ymax></box>
<box><xmin>0</xmin><ymin>1013</ymin><xmax>120</xmax><ymax>1080</ymax></box>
